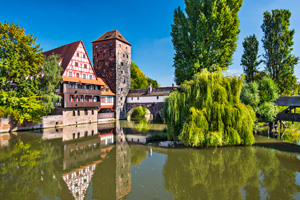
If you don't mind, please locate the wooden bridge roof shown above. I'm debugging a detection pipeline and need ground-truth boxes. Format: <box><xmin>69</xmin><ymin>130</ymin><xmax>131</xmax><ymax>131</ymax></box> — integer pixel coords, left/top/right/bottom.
<box><xmin>274</xmin><ymin>96</ymin><xmax>300</xmax><ymax>107</ymax></box>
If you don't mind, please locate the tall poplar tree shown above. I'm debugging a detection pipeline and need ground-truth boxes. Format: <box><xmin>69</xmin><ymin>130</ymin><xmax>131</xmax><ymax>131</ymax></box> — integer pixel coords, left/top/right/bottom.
<box><xmin>241</xmin><ymin>35</ymin><xmax>262</xmax><ymax>82</ymax></box>
<box><xmin>261</xmin><ymin>9</ymin><xmax>299</xmax><ymax>94</ymax></box>
<box><xmin>171</xmin><ymin>0</ymin><xmax>243</xmax><ymax>85</ymax></box>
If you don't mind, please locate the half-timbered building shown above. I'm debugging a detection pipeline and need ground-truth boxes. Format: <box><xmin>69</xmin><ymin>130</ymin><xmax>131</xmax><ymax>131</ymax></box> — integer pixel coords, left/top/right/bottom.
<box><xmin>43</xmin><ymin>40</ymin><xmax>115</xmax><ymax>125</ymax></box>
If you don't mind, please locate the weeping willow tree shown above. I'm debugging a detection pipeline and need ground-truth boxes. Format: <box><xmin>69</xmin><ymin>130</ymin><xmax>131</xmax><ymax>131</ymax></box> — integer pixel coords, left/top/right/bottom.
<box><xmin>163</xmin><ymin>68</ymin><xmax>256</xmax><ymax>147</ymax></box>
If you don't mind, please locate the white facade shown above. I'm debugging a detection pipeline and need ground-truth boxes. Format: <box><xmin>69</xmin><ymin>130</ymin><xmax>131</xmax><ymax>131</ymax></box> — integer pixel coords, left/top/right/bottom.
<box><xmin>127</xmin><ymin>96</ymin><xmax>166</xmax><ymax>103</ymax></box>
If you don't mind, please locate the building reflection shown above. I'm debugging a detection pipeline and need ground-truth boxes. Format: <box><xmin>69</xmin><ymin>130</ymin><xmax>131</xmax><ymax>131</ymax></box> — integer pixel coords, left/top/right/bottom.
<box><xmin>41</xmin><ymin>122</ymin><xmax>131</xmax><ymax>200</ymax></box>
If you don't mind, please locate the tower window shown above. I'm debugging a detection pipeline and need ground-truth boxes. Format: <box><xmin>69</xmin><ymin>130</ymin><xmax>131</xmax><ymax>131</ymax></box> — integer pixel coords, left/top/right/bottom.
<box><xmin>127</xmin><ymin>55</ymin><xmax>128</xmax><ymax>58</ymax></box>
<box><xmin>96</xmin><ymin>45</ymin><xmax>98</xmax><ymax>49</ymax></box>
<box><xmin>119</xmin><ymin>44</ymin><xmax>121</xmax><ymax>47</ymax></box>
<box><xmin>84</xmin><ymin>64</ymin><xmax>87</xmax><ymax>68</ymax></box>
<box><xmin>157</xmin><ymin>96</ymin><xmax>159</xmax><ymax>99</ymax></box>
<box><xmin>121</xmin><ymin>88</ymin><xmax>123</xmax><ymax>91</ymax></box>
<box><xmin>121</xmin><ymin>62</ymin><xmax>123</xmax><ymax>66</ymax></box>
<box><xmin>92</xmin><ymin>110</ymin><xmax>94</xmax><ymax>115</ymax></box>
<box><xmin>103</xmin><ymin>53</ymin><xmax>105</xmax><ymax>57</ymax></box>
<box><xmin>110</xmin><ymin>43</ymin><xmax>112</xmax><ymax>46</ymax></box>
<box><xmin>121</xmin><ymin>71</ymin><xmax>123</xmax><ymax>74</ymax></box>
<box><xmin>103</xmin><ymin>44</ymin><xmax>105</xmax><ymax>48</ymax></box>
<box><xmin>78</xmin><ymin>110</ymin><xmax>80</xmax><ymax>116</ymax></box>
<box><xmin>123</xmin><ymin>54</ymin><xmax>125</xmax><ymax>58</ymax></box>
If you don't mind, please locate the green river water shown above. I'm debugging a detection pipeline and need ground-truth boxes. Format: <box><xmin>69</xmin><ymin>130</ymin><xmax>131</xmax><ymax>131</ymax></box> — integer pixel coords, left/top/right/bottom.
<box><xmin>0</xmin><ymin>120</ymin><xmax>300</xmax><ymax>200</ymax></box>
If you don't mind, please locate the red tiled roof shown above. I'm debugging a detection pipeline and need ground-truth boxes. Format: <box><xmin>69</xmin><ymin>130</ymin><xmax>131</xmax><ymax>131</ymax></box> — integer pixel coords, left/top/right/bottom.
<box><xmin>62</xmin><ymin>76</ymin><xmax>105</xmax><ymax>86</ymax></box>
<box><xmin>43</xmin><ymin>41</ymin><xmax>81</xmax><ymax>75</ymax></box>
<box><xmin>92</xmin><ymin>30</ymin><xmax>131</xmax><ymax>46</ymax></box>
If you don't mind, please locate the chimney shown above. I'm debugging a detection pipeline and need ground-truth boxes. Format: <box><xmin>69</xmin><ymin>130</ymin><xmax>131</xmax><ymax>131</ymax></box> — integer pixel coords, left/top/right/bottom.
<box><xmin>148</xmin><ymin>83</ymin><xmax>152</xmax><ymax>94</ymax></box>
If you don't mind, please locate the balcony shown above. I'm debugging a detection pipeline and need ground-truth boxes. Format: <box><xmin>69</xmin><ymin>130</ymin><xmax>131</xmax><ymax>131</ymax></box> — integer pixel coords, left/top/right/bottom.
<box><xmin>63</xmin><ymin>84</ymin><xmax>101</xmax><ymax>95</ymax></box>
<box><xmin>65</xmin><ymin>101</ymin><xmax>101</xmax><ymax>108</ymax></box>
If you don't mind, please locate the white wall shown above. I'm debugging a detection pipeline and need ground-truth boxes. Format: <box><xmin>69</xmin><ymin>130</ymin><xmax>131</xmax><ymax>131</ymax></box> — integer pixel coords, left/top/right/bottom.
<box><xmin>127</xmin><ymin>96</ymin><xmax>166</xmax><ymax>103</ymax></box>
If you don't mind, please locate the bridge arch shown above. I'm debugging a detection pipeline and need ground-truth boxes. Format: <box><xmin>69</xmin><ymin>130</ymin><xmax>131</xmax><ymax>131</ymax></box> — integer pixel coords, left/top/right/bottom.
<box><xmin>127</xmin><ymin>105</ymin><xmax>153</xmax><ymax>121</ymax></box>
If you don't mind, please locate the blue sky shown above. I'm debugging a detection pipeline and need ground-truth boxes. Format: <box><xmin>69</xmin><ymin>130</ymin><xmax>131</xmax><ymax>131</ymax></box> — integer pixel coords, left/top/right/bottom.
<box><xmin>1</xmin><ymin>0</ymin><xmax>299</xmax><ymax>86</ymax></box>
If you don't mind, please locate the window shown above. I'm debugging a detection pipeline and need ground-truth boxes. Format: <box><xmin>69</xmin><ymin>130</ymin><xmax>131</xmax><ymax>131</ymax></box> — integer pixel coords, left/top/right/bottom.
<box><xmin>120</xmin><ymin>97</ymin><xmax>123</xmax><ymax>100</ymax></box>
<box><xmin>110</xmin><ymin>43</ymin><xmax>112</xmax><ymax>46</ymax></box>
<box><xmin>121</xmin><ymin>62</ymin><xmax>123</xmax><ymax>66</ymax></box>
<box><xmin>73</xmin><ymin>110</ymin><xmax>76</xmax><ymax>116</ymax></box>
<box><xmin>75</xmin><ymin>83</ymin><xmax>78</xmax><ymax>88</ymax></box>
<box><xmin>101</xmin><ymin>97</ymin><xmax>105</xmax><ymax>103</ymax></box>
<box><xmin>73</xmin><ymin>133</ymin><xmax>75</xmax><ymax>139</ymax></box>
<box><xmin>90</xmin><ymin>75</ymin><xmax>92</xmax><ymax>80</ymax></box>
<box><xmin>68</xmin><ymin>83</ymin><xmax>72</xmax><ymax>88</ymax></box>
<box><xmin>83</xmin><ymin>54</ymin><xmax>85</xmax><ymax>58</ymax></box>
<box><xmin>86</xmin><ymin>85</ymin><xmax>90</xmax><ymax>89</ymax></box>
<box><xmin>84</xmin><ymin>64</ymin><xmax>87</xmax><ymax>68</ymax></box>
<box><xmin>126</xmin><ymin>46</ymin><xmax>127</xmax><ymax>50</ymax></box>
<box><xmin>90</xmin><ymin>85</ymin><xmax>94</xmax><ymax>90</ymax></box>
<box><xmin>157</xmin><ymin>96</ymin><xmax>159</xmax><ymax>99</ymax></box>
<box><xmin>119</xmin><ymin>44</ymin><xmax>121</xmax><ymax>47</ymax></box>
<box><xmin>123</xmin><ymin>79</ymin><xmax>125</xmax><ymax>83</ymax></box>
<box><xmin>127</xmin><ymin>55</ymin><xmax>128</xmax><ymax>58</ymax></box>
<box><xmin>123</xmin><ymin>54</ymin><xmax>125</xmax><ymax>58</ymax></box>
<box><xmin>85</xmin><ymin>131</ymin><xmax>88</xmax><ymax>137</ymax></box>
<box><xmin>94</xmin><ymin>97</ymin><xmax>97</xmax><ymax>102</ymax></box>
<box><xmin>85</xmin><ymin>109</ymin><xmax>88</xmax><ymax>115</ymax></box>
<box><xmin>137</xmin><ymin>97</ymin><xmax>139</xmax><ymax>100</ymax></box>
<box><xmin>81</xmin><ymin>96</ymin><xmax>84</xmax><ymax>102</ymax></box>
<box><xmin>103</xmin><ymin>44</ymin><xmax>105</xmax><ymax>48</ymax></box>
<box><xmin>76</xmin><ymin>73</ymin><xmax>79</xmax><ymax>78</ymax></box>
<box><xmin>75</xmin><ymin>62</ymin><xmax>78</xmax><ymax>67</ymax></box>
<box><xmin>121</xmin><ymin>71</ymin><xmax>123</xmax><ymax>74</ymax></box>
<box><xmin>77</xmin><ymin>132</ymin><xmax>80</xmax><ymax>138</ymax></box>
<box><xmin>92</xmin><ymin>110</ymin><xmax>94</xmax><ymax>115</ymax></box>
<box><xmin>70</xmin><ymin>95</ymin><xmax>74</xmax><ymax>102</ymax></box>
<box><xmin>103</xmin><ymin>53</ymin><xmax>105</xmax><ymax>57</ymax></box>
<box><xmin>78</xmin><ymin>110</ymin><xmax>80</xmax><ymax>116</ymax></box>
<box><xmin>83</xmin><ymin>74</ymin><xmax>86</xmax><ymax>79</ymax></box>
<box><xmin>121</xmin><ymin>88</ymin><xmax>123</xmax><ymax>91</ymax></box>
<box><xmin>85</xmin><ymin>96</ymin><xmax>89</xmax><ymax>102</ymax></box>
<box><xmin>96</xmin><ymin>45</ymin><xmax>98</xmax><ymax>49</ymax></box>
<box><xmin>77</xmin><ymin>53</ymin><xmax>79</xmax><ymax>57</ymax></box>
<box><xmin>131</xmin><ymin>97</ymin><xmax>133</xmax><ymax>100</ymax></box>
<box><xmin>69</xmin><ymin>72</ymin><xmax>72</xmax><ymax>77</ymax></box>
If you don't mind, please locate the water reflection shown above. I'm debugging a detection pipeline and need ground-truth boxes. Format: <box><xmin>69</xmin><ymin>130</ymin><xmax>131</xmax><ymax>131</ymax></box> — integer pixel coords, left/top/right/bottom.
<box><xmin>0</xmin><ymin>121</ymin><xmax>299</xmax><ymax>200</ymax></box>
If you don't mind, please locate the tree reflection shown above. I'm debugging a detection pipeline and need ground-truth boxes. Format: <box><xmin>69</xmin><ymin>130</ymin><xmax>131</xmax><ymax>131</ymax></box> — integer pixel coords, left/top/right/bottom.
<box><xmin>0</xmin><ymin>140</ymin><xmax>61</xmax><ymax>200</ymax></box>
<box><xmin>163</xmin><ymin>147</ymin><xmax>300</xmax><ymax>200</ymax></box>
<box><xmin>130</xmin><ymin>145</ymin><xmax>148</xmax><ymax>165</ymax></box>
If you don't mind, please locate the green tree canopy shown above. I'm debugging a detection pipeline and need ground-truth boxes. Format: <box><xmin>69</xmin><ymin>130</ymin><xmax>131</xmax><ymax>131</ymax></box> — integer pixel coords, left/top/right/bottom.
<box><xmin>240</xmin><ymin>78</ymin><xmax>278</xmax><ymax>122</ymax></box>
<box><xmin>241</xmin><ymin>35</ymin><xmax>262</xmax><ymax>82</ymax></box>
<box><xmin>163</xmin><ymin>69</ymin><xmax>255</xmax><ymax>147</ymax></box>
<box><xmin>261</xmin><ymin>9</ymin><xmax>299</xmax><ymax>94</ymax></box>
<box><xmin>171</xmin><ymin>0</ymin><xmax>243</xmax><ymax>85</ymax></box>
<box><xmin>0</xmin><ymin>22</ymin><xmax>62</xmax><ymax>122</ymax></box>
<box><xmin>131</xmin><ymin>61</ymin><xmax>159</xmax><ymax>89</ymax></box>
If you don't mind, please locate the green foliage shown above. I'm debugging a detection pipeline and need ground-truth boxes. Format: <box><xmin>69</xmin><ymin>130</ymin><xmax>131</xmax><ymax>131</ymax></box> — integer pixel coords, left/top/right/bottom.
<box><xmin>241</xmin><ymin>78</ymin><xmax>278</xmax><ymax>122</ymax></box>
<box><xmin>131</xmin><ymin>61</ymin><xmax>159</xmax><ymax>89</ymax></box>
<box><xmin>261</xmin><ymin>9</ymin><xmax>299</xmax><ymax>95</ymax></box>
<box><xmin>0</xmin><ymin>22</ymin><xmax>62</xmax><ymax>122</ymax></box>
<box><xmin>37</xmin><ymin>54</ymin><xmax>62</xmax><ymax>114</ymax></box>
<box><xmin>171</xmin><ymin>0</ymin><xmax>243</xmax><ymax>85</ymax></box>
<box><xmin>240</xmin><ymin>81</ymin><xmax>260</xmax><ymax>111</ymax></box>
<box><xmin>257</xmin><ymin>102</ymin><xmax>276</xmax><ymax>122</ymax></box>
<box><xmin>131</xmin><ymin>106</ymin><xmax>147</xmax><ymax>120</ymax></box>
<box><xmin>163</xmin><ymin>69</ymin><xmax>256</xmax><ymax>147</ymax></box>
<box><xmin>259</xmin><ymin>77</ymin><xmax>279</xmax><ymax>103</ymax></box>
<box><xmin>241</xmin><ymin>35</ymin><xmax>262</xmax><ymax>82</ymax></box>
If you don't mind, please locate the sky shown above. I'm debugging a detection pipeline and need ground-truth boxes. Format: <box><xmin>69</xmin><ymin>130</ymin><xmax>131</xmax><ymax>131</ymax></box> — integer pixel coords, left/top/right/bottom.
<box><xmin>1</xmin><ymin>0</ymin><xmax>299</xmax><ymax>86</ymax></box>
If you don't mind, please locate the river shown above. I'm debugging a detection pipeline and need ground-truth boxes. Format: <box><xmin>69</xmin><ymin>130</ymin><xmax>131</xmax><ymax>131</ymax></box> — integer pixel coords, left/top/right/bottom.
<box><xmin>0</xmin><ymin>120</ymin><xmax>299</xmax><ymax>200</ymax></box>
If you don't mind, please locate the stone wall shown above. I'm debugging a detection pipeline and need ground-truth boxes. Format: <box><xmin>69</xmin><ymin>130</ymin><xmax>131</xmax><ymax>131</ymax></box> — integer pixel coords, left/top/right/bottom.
<box><xmin>0</xmin><ymin>115</ymin><xmax>63</xmax><ymax>133</ymax></box>
<box><xmin>62</xmin><ymin>108</ymin><xmax>98</xmax><ymax>126</ymax></box>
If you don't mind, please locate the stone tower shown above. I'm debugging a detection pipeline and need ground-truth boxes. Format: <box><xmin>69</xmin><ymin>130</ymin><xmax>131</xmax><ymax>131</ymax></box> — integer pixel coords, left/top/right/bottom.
<box><xmin>92</xmin><ymin>30</ymin><xmax>131</xmax><ymax>119</ymax></box>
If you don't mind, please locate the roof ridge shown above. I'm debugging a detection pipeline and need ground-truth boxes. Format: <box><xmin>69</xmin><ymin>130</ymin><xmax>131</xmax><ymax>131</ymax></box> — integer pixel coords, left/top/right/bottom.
<box><xmin>43</xmin><ymin>40</ymin><xmax>81</xmax><ymax>54</ymax></box>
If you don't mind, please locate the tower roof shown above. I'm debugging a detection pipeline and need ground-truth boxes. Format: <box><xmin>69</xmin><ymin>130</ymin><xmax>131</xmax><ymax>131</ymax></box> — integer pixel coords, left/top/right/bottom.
<box><xmin>92</xmin><ymin>30</ymin><xmax>131</xmax><ymax>46</ymax></box>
